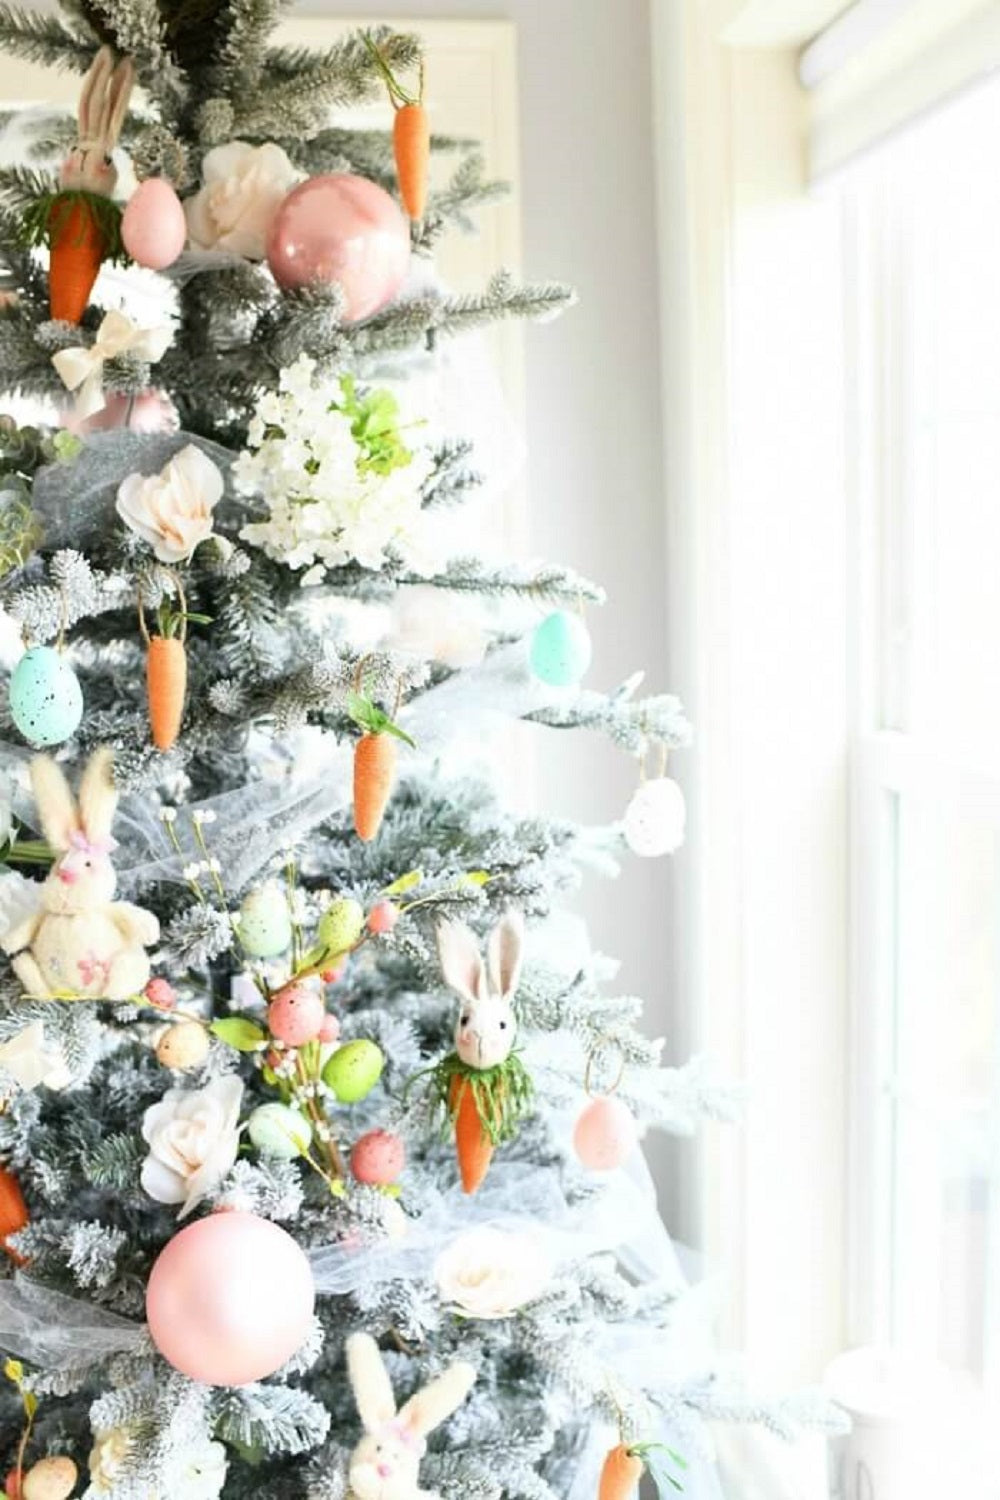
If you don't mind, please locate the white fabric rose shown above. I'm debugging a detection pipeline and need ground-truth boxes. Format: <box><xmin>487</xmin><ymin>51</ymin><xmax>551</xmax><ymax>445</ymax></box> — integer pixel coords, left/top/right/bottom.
<box><xmin>0</xmin><ymin>1020</ymin><xmax>71</xmax><ymax>1091</ymax></box>
<box><xmin>184</xmin><ymin>140</ymin><xmax>301</xmax><ymax>259</ymax></box>
<box><xmin>116</xmin><ymin>444</ymin><xmax>224</xmax><ymax>563</ymax></box>
<box><xmin>88</xmin><ymin>1426</ymin><xmax>131</xmax><ymax>1493</ymax></box>
<box><xmin>434</xmin><ymin>1226</ymin><xmax>552</xmax><ymax>1319</ymax></box>
<box><xmin>140</xmin><ymin>1074</ymin><xmax>243</xmax><ymax>1217</ymax></box>
<box><xmin>88</xmin><ymin>1429</ymin><xmax>227</xmax><ymax>1500</ymax></box>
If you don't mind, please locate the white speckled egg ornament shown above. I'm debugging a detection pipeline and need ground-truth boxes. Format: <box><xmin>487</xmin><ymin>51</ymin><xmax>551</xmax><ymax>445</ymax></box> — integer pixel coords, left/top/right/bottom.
<box><xmin>623</xmin><ymin>776</ymin><xmax>686</xmax><ymax>858</ymax></box>
<box><xmin>237</xmin><ymin>882</ymin><xmax>293</xmax><ymax>957</ymax></box>
<box><xmin>9</xmin><ymin>646</ymin><xmax>83</xmax><ymax>747</ymax></box>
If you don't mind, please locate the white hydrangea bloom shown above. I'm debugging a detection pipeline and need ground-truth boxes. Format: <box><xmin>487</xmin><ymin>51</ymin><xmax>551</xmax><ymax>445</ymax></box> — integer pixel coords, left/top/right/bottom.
<box><xmin>235</xmin><ymin>355</ymin><xmax>436</xmax><ymax>585</ymax></box>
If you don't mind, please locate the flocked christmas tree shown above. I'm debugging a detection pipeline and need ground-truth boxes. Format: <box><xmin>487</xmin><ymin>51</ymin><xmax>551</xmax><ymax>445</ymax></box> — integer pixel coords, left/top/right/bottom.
<box><xmin>0</xmin><ymin>6</ymin><xmax>843</xmax><ymax>1498</ymax></box>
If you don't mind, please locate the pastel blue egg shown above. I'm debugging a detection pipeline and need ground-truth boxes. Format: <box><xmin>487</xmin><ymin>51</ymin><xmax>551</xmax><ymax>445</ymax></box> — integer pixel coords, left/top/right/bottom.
<box><xmin>9</xmin><ymin>646</ymin><xmax>83</xmax><ymax>747</ymax></box>
<box><xmin>529</xmin><ymin>610</ymin><xmax>592</xmax><ymax>686</ymax></box>
<box><xmin>237</xmin><ymin>884</ymin><xmax>293</xmax><ymax>957</ymax></box>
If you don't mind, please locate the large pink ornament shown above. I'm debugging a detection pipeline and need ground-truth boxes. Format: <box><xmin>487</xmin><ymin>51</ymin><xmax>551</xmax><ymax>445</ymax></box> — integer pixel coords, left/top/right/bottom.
<box><xmin>146</xmin><ymin>1211</ymin><xmax>315</xmax><ymax>1386</ymax></box>
<box><xmin>266</xmin><ymin>173</ymin><xmax>410</xmax><ymax>321</ymax></box>
<box><xmin>122</xmin><ymin>178</ymin><xmax>187</xmax><ymax>270</ymax></box>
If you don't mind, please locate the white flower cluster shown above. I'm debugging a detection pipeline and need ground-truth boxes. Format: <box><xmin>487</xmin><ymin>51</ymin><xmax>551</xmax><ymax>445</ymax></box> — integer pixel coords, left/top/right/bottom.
<box><xmin>88</xmin><ymin>1428</ymin><xmax>227</xmax><ymax>1499</ymax></box>
<box><xmin>234</xmin><ymin>355</ymin><xmax>437</xmax><ymax>586</ymax></box>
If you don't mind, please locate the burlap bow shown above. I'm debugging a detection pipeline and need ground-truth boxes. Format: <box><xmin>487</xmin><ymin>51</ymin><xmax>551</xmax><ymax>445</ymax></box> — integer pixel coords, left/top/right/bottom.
<box><xmin>52</xmin><ymin>309</ymin><xmax>173</xmax><ymax>419</ymax></box>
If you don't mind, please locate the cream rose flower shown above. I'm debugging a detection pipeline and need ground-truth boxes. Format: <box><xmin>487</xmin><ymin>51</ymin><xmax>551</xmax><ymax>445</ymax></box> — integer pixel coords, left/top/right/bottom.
<box><xmin>184</xmin><ymin>140</ymin><xmax>301</xmax><ymax>259</ymax></box>
<box><xmin>116</xmin><ymin>444</ymin><xmax>224</xmax><ymax>563</ymax></box>
<box><xmin>0</xmin><ymin>1019</ymin><xmax>71</xmax><ymax>1091</ymax></box>
<box><xmin>88</xmin><ymin>1429</ymin><xmax>227</xmax><ymax>1500</ymax></box>
<box><xmin>140</xmin><ymin>1074</ymin><xmax>243</xmax><ymax>1217</ymax></box>
<box><xmin>88</xmin><ymin>1426</ymin><xmax>131</xmax><ymax>1493</ymax></box>
<box><xmin>434</xmin><ymin>1226</ymin><xmax>552</xmax><ymax>1319</ymax></box>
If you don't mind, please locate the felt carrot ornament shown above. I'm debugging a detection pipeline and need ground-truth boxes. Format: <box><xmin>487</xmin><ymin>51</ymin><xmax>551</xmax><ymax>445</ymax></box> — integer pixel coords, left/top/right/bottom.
<box><xmin>363</xmin><ymin>32</ymin><xmax>430</xmax><ymax>220</ymax></box>
<box><xmin>599</xmin><ymin>1441</ymin><xmax>687</xmax><ymax>1500</ymax></box>
<box><xmin>0</xmin><ymin>1165</ymin><xmax>28</xmax><ymax>1266</ymax></box>
<box><xmin>347</xmin><ymin>668</ymin><xmax>415</xmax><ymax>842</ymax></box>
<box><xmin>138</xmin><ymin>575</ymin><xmax>209</xmax><ymax>752</ymax></box>
<box><xmin>20</xmin><ymin>48</ymin><xmax>134</xmax><ymax>324</ymax></box>
<box><xmin>431</xmin><ymin>913</ymin><xmax>534</xmax><ymax>1193</ymax></box>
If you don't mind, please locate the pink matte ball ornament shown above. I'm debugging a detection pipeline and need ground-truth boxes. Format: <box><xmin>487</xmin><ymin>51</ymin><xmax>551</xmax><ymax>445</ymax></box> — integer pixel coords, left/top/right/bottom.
<box><xmin>268</xmin><ymin>983</ymin><xmax>325</xmax><ymax>1046</ymax></box>
<box><xmin>146</xmin><ymin>1211</ymin><xmax>315</xmax><ymax>1385</ymax></box>
<box><xmin>143</xmin><ymin>976</ymin><xmax>176</xmax><ymax>1009</ymax></box>
<box><xmin>351</xmin><ymin>1128</ymin><xmax>406</xmax><ymax>1185</ymax></box>
<box><xmin>122</xmin><ymin>177</ymin><xmax>187</xmax><ymax>270</ymax></box>
<box><xmin>318</xmin><ymin>1012</ymin><xmax>341</xmax><ymax>1044</ymax></box>
<box><xmin>367</xmin><ymin>900</ymin><xmax>399</xmax><ymax>935</ymax></box>
<box><xmin>266</xmin><ymin>173</ymin><xmax>410</xmax><ymax>321</ymax></box>
<box><xmin>573</xmin><ymin>1095</ymin><xmax>638</xmax><ymax>1171</ymax></box>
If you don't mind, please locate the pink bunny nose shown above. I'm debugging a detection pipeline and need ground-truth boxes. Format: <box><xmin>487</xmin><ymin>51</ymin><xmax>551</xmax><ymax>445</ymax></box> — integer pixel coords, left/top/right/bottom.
<box><xmin>376</xmin><ymin>1465</ymin><xmax>392</xmax><ymax>1479</ymax></box>
<box><xmin>57</xmin><ymin>866</ymin><xmax>78</xmax><ymax>885</ymax></box>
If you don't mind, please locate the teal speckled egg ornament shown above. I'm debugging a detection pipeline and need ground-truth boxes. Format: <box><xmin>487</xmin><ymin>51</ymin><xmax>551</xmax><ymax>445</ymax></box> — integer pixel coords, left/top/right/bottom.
<box><xmin>322</xmin><ymin>1038</ymin><xmax>385</xmax><ymax>1103</ymax></box>
<box><xmin>9</xmin><ymin>646</ymin><xmax>83</xmax><ymax>747</ymax></box>
<box><xmin>237</xmin><ymin>882</ymin><xmax>293</xmax><ymax>958</ymax></box>
<box><xmin>529</xmin><ymin>610</ymin><xmax>592</xmax><ymax>687</ymax></box>
<box><xmin>248</xmin><ymin>1102</ymin><xmax>312</xmax><ymax>1160</ymax></box>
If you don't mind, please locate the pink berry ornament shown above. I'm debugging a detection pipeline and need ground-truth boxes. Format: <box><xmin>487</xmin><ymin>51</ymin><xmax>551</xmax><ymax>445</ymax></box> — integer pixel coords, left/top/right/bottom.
<box><xmin>367</xmin><ymin>900</ymin><xmax>399</xmax><ymax>934</ymax></box>
<box><xmin>351</xmin><ymin>1128</ymin><xmax>405</xmax><ymax>1185</ymax></box>
<box><xmin>144</xmin><ymin>976</ymin><xmax>176</xmax><ymax>1009</ymax></box>
<box><xmin>318</xmin><ymin>1012</ymin><xmax>341</xmax><ymax>1044</ymax></box>
<box><xmin>573</xmin><ymin>1095</ymin><xmax>638</xmax><ymax>1171</ymax></box>
<box><xmin>146</xmin><ymin>1210</ymin><xmax>315</xmax><ymax>1385</ymax></box>
<box><xmin>268</xmin><ymin>982</ymin><xmax>324</xmax><ymax>1046</ymax></box>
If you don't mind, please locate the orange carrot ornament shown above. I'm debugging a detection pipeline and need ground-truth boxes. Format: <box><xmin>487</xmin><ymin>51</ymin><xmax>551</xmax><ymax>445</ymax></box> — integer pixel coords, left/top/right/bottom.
<box><xmin>139</xmin><ymin>576</ymin><xmax>209</xmax><ymax>752</ymax></box>
<box><xmin>0</xmin><ymin>1165</ymin><xmax>28</xmax><ymax>1265</ymax></box>
<box><xmin>347</xmin><ymin>677</ymin><xmax>415</xmax><ymax>842</ymax></box>
<box><xmin>599</xmin><ymin>1441</ymin><xmax>687</xmax><ymax>1500</ymax></box>
<box><xmin>21</xmin><ymin>49</ymin><xmax>134</xmax><ymax>324</ymax></box>
<box><xmin>363</xmin><ymin>33</ymin><xmax>430</xmax><ymax>220</ymax></box>
<box><xmin>431</xmin><ymin>913</ymin><xmax>533</xmax><ymax>1193</ymax></box>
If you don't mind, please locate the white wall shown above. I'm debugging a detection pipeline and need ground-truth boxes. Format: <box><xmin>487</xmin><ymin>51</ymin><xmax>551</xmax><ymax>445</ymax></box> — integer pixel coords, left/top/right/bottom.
<box><xmin>298</xmin><ymin>1</ymin><xmax>680</xmax><ymax>1202</ymax></box>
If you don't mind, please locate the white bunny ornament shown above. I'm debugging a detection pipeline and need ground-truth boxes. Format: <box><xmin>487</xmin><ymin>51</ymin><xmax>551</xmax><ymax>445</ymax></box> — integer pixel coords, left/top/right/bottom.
<box><xmin>346</xmin><ymin>1333</ymin><xmax>475</xmax><ymax>1500</ymax></box>
<box><xmin>1</xmin><ymin>749</ymin><xmax>159</xmax><ymax>1000</ymax></box>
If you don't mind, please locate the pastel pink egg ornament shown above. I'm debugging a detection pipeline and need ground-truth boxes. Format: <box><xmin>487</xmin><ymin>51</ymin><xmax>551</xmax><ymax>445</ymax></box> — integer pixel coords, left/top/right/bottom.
<box><xmin>268</xmin><ymin>982</ymin><xmax>325</xmax><ymax>1046</ymax></box>
<box><xmin>351</xmin><ymin>1129</ymin><xmax>406</xmax><ymax>1185</ymax></box>
<box><xmin>318</xmin><ymin>1012</ymin><xmax>341</xmax><ymax>1045</ymax></box>
<box><xmin>367</xmin><ymin>900</ymin><xmax>399</xmax><ymax>935</ymax></box>
<box><xmin>122</xmin><ymin>177</ymin><xmax>187</xmax><ymax>270</ymax></box>
<box><xmin>266</xmin><ymin>173</ymin><xmax>410</xmax><ymax>321</ymax></box>
<box><xmin>573</xmin><ymin>1096</ymin><xmax>638</xmax><ymax>1171</ymax></box>
<box><xmin>146</xmin><ymin>1211</ymin><xmax>315</xmax><ymax>1385</ymax></box>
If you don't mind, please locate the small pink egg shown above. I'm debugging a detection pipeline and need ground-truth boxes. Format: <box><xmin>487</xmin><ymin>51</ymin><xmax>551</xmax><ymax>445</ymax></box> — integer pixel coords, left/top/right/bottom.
<box><xmin>144</xmin><ymin>976</ymin><xmax>176</xmax><ymax>1009</ymax></box>
<box><xmin>267</xmin><ymin>983</ymin><xmax>324</xmax><ymax>1047</ymax></box>
<box><xmin>318</xmin><ymin>1013</ymin><xmax>341</xmax><ymax>1044</ymax></box>
<box><xmin>122</xmin><ymin>177</ymin><xmax>187</xmax><ymax>270</ymax></box>
<box><xmin>367</xmin><ymin>901</ymin><xmax>399</xmax><ymax>935</ymax></box>
<box><xmin>351</xmin><ymin>1129</ymin><xmax>406</xmax><ymax>1185</ymax></box>
<box><xmin>572</xmin><ymin>1096</ymin><xmax>638</xmax><ymax>1171</ymax></box>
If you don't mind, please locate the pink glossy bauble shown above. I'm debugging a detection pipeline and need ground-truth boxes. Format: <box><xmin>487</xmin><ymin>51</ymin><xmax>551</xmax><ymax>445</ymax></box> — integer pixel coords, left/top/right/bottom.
<box><xmin>122</xmin><ymin>177</ymin><xmax>187</xmax><ymax>270</ymax></box>
<box><xmin>572</xmin><ymin>1096</ymin><xmax>638</xmax><ymax>1171</ymax></box>
<box><xmin>266</xmin><ymin>174</ymin><xmax>410</xmax><ymax>321</ymax></box>
<box><xmin>146</xmin><ymin>1211</ymin><xmax>315</xmax><ymax>1385</ymax></box>
<box><xmin>318</xmin><ymin>1012</ymin><xmax>341</xmax><ymax>1045</ymax></box>
<box><xmin>367</xmin><ymin>900</ymin><xmax>399</xmax><ymax>935</ymax></box>
<box><xmin>351</xmin><ymin>1129</ymin><xmax>405</xmax><ymax>1185</ymax></box>
<box><xmin>268</xmin><ymin>983</ymin><xmax>325</xmax><ymax>1047</ymax></box>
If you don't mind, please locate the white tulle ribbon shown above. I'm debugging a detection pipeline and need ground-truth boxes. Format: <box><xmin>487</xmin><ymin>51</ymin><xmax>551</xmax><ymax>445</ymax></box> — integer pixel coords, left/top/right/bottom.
<box><xmin>0</xmin><ymin>1276</ymin><xmax>145</xmax><ymax>1368</ymax></box>
<box><xmin>51</xmin><ymin>310</ymin><xmax>173</xmax><ymax>419</ymax></box>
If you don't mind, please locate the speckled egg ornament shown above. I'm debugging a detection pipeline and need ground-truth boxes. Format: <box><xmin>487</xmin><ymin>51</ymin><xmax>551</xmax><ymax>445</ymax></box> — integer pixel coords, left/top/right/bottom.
<box><xmin>122</xmin><ymin>177</ymin><xmax>186</xmax><ymax>269</ymax></box>
<box><xmin>20</xmin><ymin>1456</ymin><xmax>78</xmax><ymax>1500</ymax></box>
<box><xmin>248</xmin><ymin>1102</ymin><xmax>312</xmax><ymax>1160</ymax></box>
<box><xmin>529</xmin><ymin>610</ymin><xmax>592</xmax><ymax>687</ymax></box>
<box><xmin>573</xmin><ymin>1095</ymin><xmax>638</xmax><ymax>1171</ymax></box>
<box><xmin>317</xmin><ymin>896</ymin><xmax>365</xmax><ymax>953</ymax></box>
<box><xmin>351</xmin><ymin>1128</ymin><xmax>405</xmax><ymax>1185</ymax></box>
<box><xmin>9</xmin><ymin>646</ymin><xmax>83</xmax><ymax>747</ymax></box>
<box><xmin>623</xmin><ymin>776</ymin><xmax>686</xmax><ymax>858</ymax></box>
<box><xmin>237</xmin><ymin>882</ymin><xmax>293</xmax><ymax>957</ymax></box>
<box><xmin>146</xmin><ymin>1210</ymin><xmax>315</xmax><ymax>1386</ymax></box>
<box><xmin>268</xmin><ymin>982</ymin><xmax>324</xmax><ymax>1046</ymax></box>
<box><xmin>322</xmin><ymin>1038</ymin><xmax>384</xmax><ymax>1102</ymax></box>
<box><xmin>155</xmin><ymin>1020</ymin><xmax>210</xmax><ymax>1071</ymax></box>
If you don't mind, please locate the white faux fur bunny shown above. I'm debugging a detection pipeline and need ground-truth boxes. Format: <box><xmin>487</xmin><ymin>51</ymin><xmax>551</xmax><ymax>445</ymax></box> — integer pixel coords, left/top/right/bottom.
<box><xmin>1</xmin><ymin>749</ymin><xmax>159</xmax><ymax>1000</ymax></box>
<box><xmin>59</xmin><ymin>46</ymin><xmax>135</xmax><ymax>198</ymax></box>
<box><xmin>346</xmin><ymin>1333</ymin><xmax>475</xmax><ymax>1500</ymax></box>
<box><xmin>437</xmin><ymin>911</ymin><xmax>524</xmax><ymax>1070</ymax></box>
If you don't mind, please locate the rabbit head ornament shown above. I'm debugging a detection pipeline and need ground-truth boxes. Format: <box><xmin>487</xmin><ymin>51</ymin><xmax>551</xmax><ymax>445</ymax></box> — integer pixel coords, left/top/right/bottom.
<box><xmin>1</xmin><ymin>749</ymin><xmax>159</xmax><ymax>1001</ymax></box>
<box><xmin>60</xmin><ymin>46</ymin><xmax>135</xmax><ymax>197</ymax></box>
<box><xmin>437</xmin><ymin>910</ymin><xmax>524</xmax><ymax>1070</ymax></box>
<box><xmin>346</xmin><ymin>1333</ymin><xmax>475</xmax><ymax>1500</ymax></box>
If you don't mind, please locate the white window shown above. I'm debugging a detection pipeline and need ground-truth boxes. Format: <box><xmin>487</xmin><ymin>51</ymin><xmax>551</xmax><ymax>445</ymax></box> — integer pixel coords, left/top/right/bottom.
<box><xmin>835</xmin><ymin>72</ymin><xmax>1000</xmax><ymax>1393</ymax></box>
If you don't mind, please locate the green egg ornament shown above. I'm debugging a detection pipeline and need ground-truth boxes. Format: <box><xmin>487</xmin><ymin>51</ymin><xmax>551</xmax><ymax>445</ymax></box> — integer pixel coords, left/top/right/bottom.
<box><xmin>317</xmin><ymin>897</ymin><xmax>365</xmax><ymax>954</ymax></box>
<box><xmin>322</xmin><ymin>1038</ymin><xmax>385</xmax><ymax>1103</ymax></box>
<box><xmin>248</xmin><ymin>1102</ymin><xmax>312</xmax><ymax>1160</ymax></box>
<box><xmin>529</xmin><ymin>610</ymin><xmax>592</xmax><ymax>687</ymax></box>
<box><xmin>237</xmin><ymin>882</ymin><xmax>293</xmax><ymax>958</ymax></box>
<box><xmin>9</xmin><ymin>646</ymin><xmax>83</xmax><ymax>747</ymax></box>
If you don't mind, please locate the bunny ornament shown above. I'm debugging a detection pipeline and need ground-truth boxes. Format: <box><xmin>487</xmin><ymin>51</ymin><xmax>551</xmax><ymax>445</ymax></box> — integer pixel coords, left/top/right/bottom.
<box><xmin>1</xmin><ymin>749</ymin><xmax>159</xmax><ymax>1000</ymax></box>
<box><xmin>346</xmin><ymin>1333</ymin><xmax>475</xmax><ymax>1500</ymax></box>
<box><xmin>431</xmin><ymin>912</ymin><xmax>534</xmax><ymax>1193</ymax></box>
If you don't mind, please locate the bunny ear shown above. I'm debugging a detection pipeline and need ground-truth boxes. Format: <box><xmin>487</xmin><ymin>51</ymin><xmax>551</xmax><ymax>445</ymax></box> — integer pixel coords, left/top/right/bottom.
<box><xmin>487</xmin><ymin>910</ymin><xmax>524</xmax><ymax>1000</ymax></box>
<box><xmin>397</xmin><ymin>1360</ymin><xmax>476</xmax><ymax>1438</ymax></box>
<box><xmin>346</xmin><ymin>1334</ymin><xmax>397</xmax><ymax>1432</ymax></box>
<box><xmin>79</xmin><ymin>47</ymin><xmax>114</xmax><ymax>140</ymax></box>
<box><xmin>77</xmin><ymin>747</ymin><xmax>118</xmax><ymax>842</ymax></box>
<box><xmin>436</xmin><ymin>920</ymin><xmax>486</xmax><ymax>1005</ymax></box>
<box><xmin>103</xmin><ymin>57</ymin><xmax>136</xmax><ymax>151</ymax></box>
<box><xmin>29</xmin><ymin>756</ymin><xmax>80</xmax><ymax>852</ymax></box>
